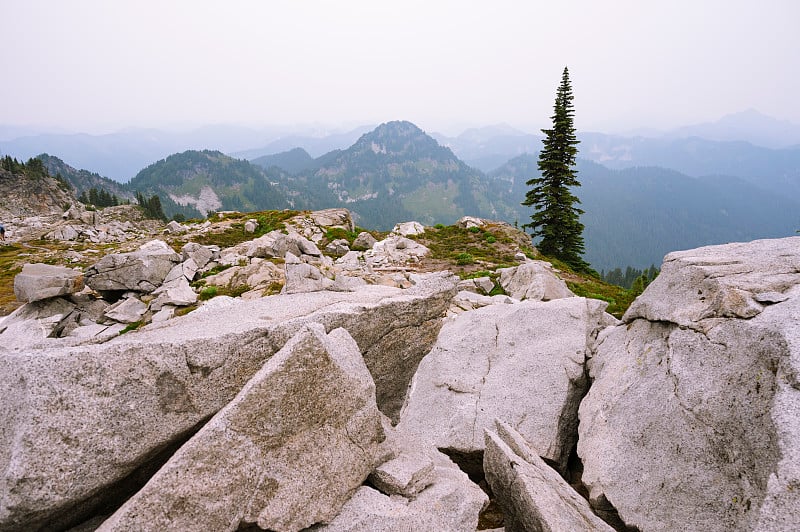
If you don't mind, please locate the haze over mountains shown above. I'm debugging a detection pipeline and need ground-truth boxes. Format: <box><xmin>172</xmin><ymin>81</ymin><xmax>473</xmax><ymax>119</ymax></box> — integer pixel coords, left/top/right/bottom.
<box><xmin>5</xmin><ymin>110</ymin><xmax>800</xmax><ymax>272</ymax></box>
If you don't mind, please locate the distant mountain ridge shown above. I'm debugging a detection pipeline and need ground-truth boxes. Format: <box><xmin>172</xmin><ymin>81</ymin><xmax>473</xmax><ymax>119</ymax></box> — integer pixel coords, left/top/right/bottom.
<box><xmin>13</xmin><ymin>116</ymin><xmax>800</xmax><ymax>273</ymax></box>
<box><xmin>669</xmin><ymin>109</ymin><xmax>800</xmax><ymax>148</ymax></box>
<box><xmin>128</xmin><ymin>150</ymin><xmax>291</xmax><ymax>218</ymax></box>
<box><xmin>251</xmin><ymin>148</ymin><xmax>315</xmax><ymax>175</ymax></box>
<box><xmin>491</xmin><ymin>155</ymin><xmax>800</xmax><ymax>270</ymax></box>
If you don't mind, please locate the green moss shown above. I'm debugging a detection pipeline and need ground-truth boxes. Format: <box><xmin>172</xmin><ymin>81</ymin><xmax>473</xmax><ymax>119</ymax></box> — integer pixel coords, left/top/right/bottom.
<box><xmin>198</xmin><ymin>286</ymin><xmax>218</xmax><ymax>300</ymax></box>
<box><xmin>0</xmin><ymin>244</ymin><xmax>24</xmax><ymax>315</ymax></box>
<box><xmin>566</xmin><ymin>278</ymin><xmax>636</xmax><ymax>319</ymax></box>
<box><xmin>460</xmin><ymin>270</ymin><xmax>492</xmax><ymax>280</ymax></box>
<box><xmin>120</xmin><ymin>321</ymin><xmax>143</xmax><ymax>334</ymax></box>
<box><xmin>455</xmin><ymin>252</ymin><xmax>475</xmax><ymax>265</ymax></box>
<box><xmin>415</xmin><ymin>225</ymin><xmax>524</xmax><ymax>267</ymax></box>
<box><xmin>324</xmin><ymin>227</ymin><xmax>360</xmax><ymax>245</ymax></box>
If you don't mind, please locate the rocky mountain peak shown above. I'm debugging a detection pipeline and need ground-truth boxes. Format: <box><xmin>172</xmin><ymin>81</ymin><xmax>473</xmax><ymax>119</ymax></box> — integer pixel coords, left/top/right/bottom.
<box><xmin>0</xmin><ymin>166</ymin><xmax>77</xmax><ymax>220</ymax></box>
<box><xmin>351</xmin><ymin>120</ymin><xmax>447</xmax><ymax>160</ymax></box>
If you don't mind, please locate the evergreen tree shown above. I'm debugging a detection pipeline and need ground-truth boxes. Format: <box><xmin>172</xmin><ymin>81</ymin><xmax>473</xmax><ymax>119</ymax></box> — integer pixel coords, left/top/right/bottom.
<box><xmin>522</xmin><ymin>67</ymin><xmax>588</xmax><ymax>271</ymax></box>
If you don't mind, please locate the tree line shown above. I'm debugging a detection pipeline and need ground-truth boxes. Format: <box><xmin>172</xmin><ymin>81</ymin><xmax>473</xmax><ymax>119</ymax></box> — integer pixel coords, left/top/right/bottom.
<box><xmin>78</xmin><ymin>188</ymin><xmax>122</xmax><ymax>208</ymax></box>
<box><xmin>135</xmin><ymin>191</ymin><xmax>167</xmax><ymax>221</ymax></box>
<box><xmin>601</xmin><ymin>265</ymin><xmax>659</xmax><ymax>291</ymax></box>
<box><xmin>2</xmin><ymin>155</ymin><xmax>73</xmax><ymax>195</ymax></box>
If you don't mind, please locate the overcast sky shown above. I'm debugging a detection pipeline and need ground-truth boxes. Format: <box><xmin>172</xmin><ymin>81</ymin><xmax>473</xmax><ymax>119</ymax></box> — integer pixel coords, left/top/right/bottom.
<box><xmin>2</xmin><ymin>0</ymin><xmax>798</xmax><ymax>135</ymax></box>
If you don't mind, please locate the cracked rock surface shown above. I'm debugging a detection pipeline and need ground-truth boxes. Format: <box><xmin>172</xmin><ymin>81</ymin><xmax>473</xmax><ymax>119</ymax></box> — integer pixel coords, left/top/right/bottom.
<box><xmin>311</xmin><ymin>417</ymin><xmax>487</xmax><ymax>532</ymax></box>
<box><xmin>579</xmin><ymin>236</ymin><xmax>800</xmax><ymax>531</ymax></box>
<box><xmin>98</xmin><ymin>324</ymin><xmax>384</xmax><ymax>532</ymax></box>
<box><xmin>397</xmin><ymin>296</ymin><xmax>616</xmax><ymax>473</ymax></box>
<box><xmin>0</xmin><ymin>275</ymin><xmax>455</xmax><ymax>532</ymax></box>
<box><xmin>485</xmin><ymin>420</ymin><xmax>613</xmax><ymax>532</ymax></box>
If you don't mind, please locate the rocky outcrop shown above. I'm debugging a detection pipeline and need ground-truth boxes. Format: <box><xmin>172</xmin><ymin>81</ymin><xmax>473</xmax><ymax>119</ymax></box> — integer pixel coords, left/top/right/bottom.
<box><xmin>0</xmin><ymin>274</ymin><xmax>455</xmax><ymax>531</ymax></box>
<box><xmin>283</xmin><ymin>252</ymin><xmax>336</xmax><ymax>294</ymax></box>
<box><xmin>457</xmin><ymin>276</ymin><xmax>495</xmax><ymax>295</ymax></box>
<box><xmin>286</xmin><ymin>208</ymin><xmax>354</xmax><ymax>243</ymax></box>
<box><xmin>498</xmin><ymin>260</ymin><xmax>574</xmax><ymax>301</ymax></box>
<box><xmin>392</xmin><ymin>221</ymin><xmax>425</xmax><ymax>236</ymax></box>
<box><xmin>366</xmin><ymin>235</ymin><xmax>429</xmax><ymax>270</ymax></box>
<box><xmin>13</xmin><ymin>263</ymin><xmax>84</xmax><ymax>303</ymax></box>
<box><xmin>398</xmin><ymin>296</ymin><xmax>615</xmax><ymax>472</ymax></box>
<box><xmin>84</xmin><ymin>240</ymin><xmax>182</xmax><ymax>293</ymax></box>
<box><xmin>485</xmin><ymin>421</ymin><xmax>613</xmax><ymax>532</ymax></box>
<box><xmin>99</xmin><ymin>324</ymin><xmax>385</xmax><ymax>532</ymax></box>
<box><xmin>202</xmin><ymin>258</ymin><xmax>284</xmax><ymax>295</ymax></box>
<box><xmin>0</xmin><ymin>168</ymin><xmax>77</xmax><ymax>220</ymax></box>
<box><xmin>578</xmin><ymin>237</ymin><xmax>800</xmax><ymax>531</ymax></box>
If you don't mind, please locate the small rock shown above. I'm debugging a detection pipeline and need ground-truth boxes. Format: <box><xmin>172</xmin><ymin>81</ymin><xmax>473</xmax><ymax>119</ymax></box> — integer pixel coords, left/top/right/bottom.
<box><xmin>164</xmin><ymin>220</ymin><xmax>187</xmax><ymax>234</ymax></box>
<box><xmin>457</xmin><ymin>276</ymin><xmax>495</xmax><ymax>295</ymax></box>
<box><xmin>181</xmin><ymin>242</ymin><xmax>214</xmax><ymax>269</ymax></box>
<box><xmin>352</xmin><ymin>231</ymin><xmax>377</xmax><ymax>251</ymax></box>
<box><xmin>456</xmin><ymin>216</ymin><xmax>485</xmax><ymax>229</ymax></box>
<box><xmin>325</xmin><ymin>238</ymin><xmax>350</xmax><ymax>257</ymax></box>
<box><xmin>103</xmin><ymin>296</ymin><xmax>148</xmax><ymax>324</ymax></box>
<box><xmin>368</xmin><ymin>453</ymin><xmax>436</xmax><ymax>497</ymax></box>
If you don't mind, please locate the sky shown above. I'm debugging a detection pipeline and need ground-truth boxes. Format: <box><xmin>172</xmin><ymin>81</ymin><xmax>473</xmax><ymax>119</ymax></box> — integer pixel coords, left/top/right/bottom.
<box><xmin>2</xmin><ymin>0</ymin><xmax>799</xmax><ymax>136</ymax></box>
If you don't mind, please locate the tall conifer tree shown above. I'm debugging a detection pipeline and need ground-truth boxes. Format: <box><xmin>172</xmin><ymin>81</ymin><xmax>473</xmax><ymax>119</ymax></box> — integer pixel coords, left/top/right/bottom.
<box><xmin>522</xmin><ymin>67</ymin><xmax>588</xmax><ymax>271</ymax></box>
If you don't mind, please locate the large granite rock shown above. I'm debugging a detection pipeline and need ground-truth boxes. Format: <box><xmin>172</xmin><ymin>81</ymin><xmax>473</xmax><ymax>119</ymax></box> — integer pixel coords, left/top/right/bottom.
<box><xmin>498</xmin><ymin>260</ymin><xmax>574</xmax><ymax>301</ymax></box>
<box><xmin>485</xmin><ymin>421</ymin><xmax>613</xmax><ymax>532</ymax></box>
<box><xmin>578</xmin><ymin>237</ymin><xmax>800</xmax><ymax>531</ymax></box>
<box><xmin>398</xmin><ymin>297</ymin><xmax>615</xmax><ymax>473</ymax></box>
<box><xmin>99</xmin><ymin>324</ymin><xmax>385</xmax><ymax>532</ymax></box>
<box><xmin>0</xmin><ymin>274</ymin><xmax>456</xmax><ymax>531</ymax></box>
<box><xmin>13</xmin><ymin>263</ymin><xmax>85</xmax><ymax>303</ymax></box>
<box><xmin>622</xmin><ymin>237</ymin><xmax>800</xmax><ymax>327</ymax></box>
<box><xmin>84</xmin><ymin>240</ymin><xmax>181</xmax><ymax>293</ymax></box>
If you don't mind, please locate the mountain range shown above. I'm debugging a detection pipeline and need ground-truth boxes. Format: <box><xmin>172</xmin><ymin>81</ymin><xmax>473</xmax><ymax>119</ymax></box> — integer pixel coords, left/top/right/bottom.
<box><xmin>6</xmin><ymin>113</ymin><xmax>799</xmax><ymax>273</ymax></box>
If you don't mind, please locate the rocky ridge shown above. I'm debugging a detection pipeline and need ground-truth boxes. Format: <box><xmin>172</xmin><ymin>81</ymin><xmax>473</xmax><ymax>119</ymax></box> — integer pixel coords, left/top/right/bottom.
<box><xmin>0</xmin><ymin>210</ymin><xmax>798</xmax><ymax>531</ymax></box>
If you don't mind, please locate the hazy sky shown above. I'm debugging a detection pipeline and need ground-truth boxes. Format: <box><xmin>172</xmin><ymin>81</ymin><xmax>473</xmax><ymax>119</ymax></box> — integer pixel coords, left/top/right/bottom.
<box><xmin>2</xmin><ymin>0</ymin><xmax>798</xmax><ymax>135</ymax></box>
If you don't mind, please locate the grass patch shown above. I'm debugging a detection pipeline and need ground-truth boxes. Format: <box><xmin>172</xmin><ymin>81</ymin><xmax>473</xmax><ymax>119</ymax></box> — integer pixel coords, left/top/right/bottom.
<box><xmin>415</xmin><ymin>224</ymin><xmax>530</xmax><ymax>270</ymax></box>
<box><xmin>195</xmin><ymin>209</ymin><xmax>299</xmax><ymax>248</ymax></box>
<box><xmin>567</xmin><ymin>278</ymin><xmax>636</xmax><ymax>319</ymax></box>
<box><xmin>120</xmin><ymin>321</ymin><xmax>143</xmax><ymax>334</ymax></box>
<box><xmin>198</xmin><ymin>282</ymin><xmax>252</xmax><ymax>301</ymax></box>
<box><xmin>0</xmin><ymin>244</ymin><xmax>24</xmax><ymax>315</ymax></box>
<box><xmin>460</xmin><ymin>270</ymin><xmax>492</xmax><ymax>280</ymax></box>
<box><xmin>324</xmin><ymin>227</ymin><xmax>360</xmax><ymax>246</ymax></box>
<box><xmin>174</xmin><ymin>304</ymin><xmax>198</xmax><ymax>317</ymax></box>
<box><xmin>198</xmin><ymin>286</ymin><xmax>218</xmax><ymax>300</ymax></box>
